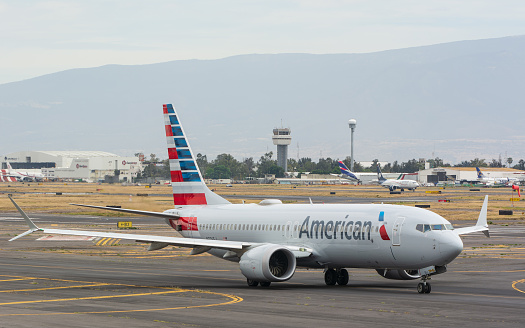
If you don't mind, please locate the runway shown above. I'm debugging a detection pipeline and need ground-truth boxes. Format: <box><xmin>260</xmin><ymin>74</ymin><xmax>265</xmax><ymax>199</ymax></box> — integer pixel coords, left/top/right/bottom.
<box><xmin>1</xmin><ymin>215</ymin><xmax>524</xmax><ymax>327</ymax></box>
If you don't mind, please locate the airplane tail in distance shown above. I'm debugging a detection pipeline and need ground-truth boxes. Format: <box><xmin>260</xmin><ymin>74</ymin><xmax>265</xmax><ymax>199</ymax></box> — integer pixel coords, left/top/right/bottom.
<box><xmin>163</xmin><ymin>104</ymin><xmax>231</xmax><ymax>207</ymax></box>
<box><xmin>377</xmin><ymin>165</ymin><xmax>386</xmax><ymax>182</ymax></box>
<box><xmin>338</xmin><ymin>161</ymin><xmax>359</xmax><ymax>181</ymax></box>
<box><xmin>476</xmin><ymin>167</ymin><xmax>484</xmax><ymax>179</ymax></box>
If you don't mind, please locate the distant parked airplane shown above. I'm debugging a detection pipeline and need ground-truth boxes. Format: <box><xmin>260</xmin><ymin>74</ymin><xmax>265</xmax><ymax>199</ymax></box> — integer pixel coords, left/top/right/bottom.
<box><xmin>377</xmin><ymin>165</ymin><xmax>419</xmax><ymax>192</ymax></box>
<box><xmin>2</xmin><ymin>161</ymin><xmax>44</xmax><ymax>182</ymax></box>
<box><xmin>476</xmin><ymin>167</ymin><xmax>516</xmax><ymax>186</ymax></box>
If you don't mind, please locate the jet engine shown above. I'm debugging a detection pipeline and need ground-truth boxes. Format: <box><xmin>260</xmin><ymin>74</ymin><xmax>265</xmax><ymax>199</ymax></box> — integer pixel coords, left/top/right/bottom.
<box><xmin>376</xmin><ymin>266</ymin><xmax>447</xmax><ymax>280</ymax></box>
<box><xmin>239</xmin><ymin>244</ymin><xmax>296</xmax><ymax>283</ymax></box>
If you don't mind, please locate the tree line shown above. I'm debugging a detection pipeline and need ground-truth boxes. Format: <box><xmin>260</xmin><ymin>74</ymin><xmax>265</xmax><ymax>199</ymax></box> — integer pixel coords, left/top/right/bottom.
<box><xmin>136</xmin><ymin>152</ymin><xmax>525</xmax><ymax>181</ymax></box>
<box><xmin>136</xmin><ymin>152</ymin><xmax>525</xmax><ymax>180</ymax></box>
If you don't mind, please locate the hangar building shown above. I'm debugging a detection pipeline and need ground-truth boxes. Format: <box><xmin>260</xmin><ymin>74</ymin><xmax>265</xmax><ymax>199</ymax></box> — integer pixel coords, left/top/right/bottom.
<box><xmin>418</xmin><ymin>167</ymin><xmax>525</xmax><ymax>184</ymax></box>
<box><xmin>3</xmin><ymin>151</ymin><xmax>143</xmax><ymax>182</ymax></box>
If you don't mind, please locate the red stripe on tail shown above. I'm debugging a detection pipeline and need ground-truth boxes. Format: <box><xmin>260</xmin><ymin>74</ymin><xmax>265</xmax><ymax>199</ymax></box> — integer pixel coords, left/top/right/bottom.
<box><xmin>173</xmin><ymin>193</ymin><xmax>207</xmax><ymax>206</ymax></box>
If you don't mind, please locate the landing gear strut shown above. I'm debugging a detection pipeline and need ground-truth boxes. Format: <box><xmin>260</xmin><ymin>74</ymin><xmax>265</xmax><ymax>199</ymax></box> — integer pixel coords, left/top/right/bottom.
<box><xmin>417</xmin><ymin>275</ymin><xmax>431</xmax><ymax>294</ymax></box>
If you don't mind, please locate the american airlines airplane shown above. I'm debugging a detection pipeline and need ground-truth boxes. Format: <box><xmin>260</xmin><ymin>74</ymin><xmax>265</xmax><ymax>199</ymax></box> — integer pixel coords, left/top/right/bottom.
<box><xmin>8</xmin><ymin>104</ymin><xmax>489</xmax><ymax>294</ymax></box>
<box><xmin>377</xmin><ymin>165</ymin><xmax>420</xmax><ymax>192</ymax></box>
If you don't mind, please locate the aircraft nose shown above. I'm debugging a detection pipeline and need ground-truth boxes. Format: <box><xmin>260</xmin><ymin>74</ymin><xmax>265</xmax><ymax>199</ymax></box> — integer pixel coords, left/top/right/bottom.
<box><xmin>439</xmin><ymin>233</ymin><xmax>463</xmax><ymax>263</ymax></box>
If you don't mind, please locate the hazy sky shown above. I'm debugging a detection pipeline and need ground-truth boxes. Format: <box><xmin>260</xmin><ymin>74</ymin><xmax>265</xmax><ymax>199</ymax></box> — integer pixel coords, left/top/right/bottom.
<box><xmin>2</xmin><ymin>0</ymin><xmax>525</xmax><ymax>84</ymax></box>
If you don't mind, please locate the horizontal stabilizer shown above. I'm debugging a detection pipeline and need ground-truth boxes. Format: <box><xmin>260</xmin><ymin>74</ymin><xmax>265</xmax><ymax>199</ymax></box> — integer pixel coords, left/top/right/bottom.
<box><xmin>70</xmin><ymin>203</ymin><xmax>180</xmax><ymax>219</ymax></box>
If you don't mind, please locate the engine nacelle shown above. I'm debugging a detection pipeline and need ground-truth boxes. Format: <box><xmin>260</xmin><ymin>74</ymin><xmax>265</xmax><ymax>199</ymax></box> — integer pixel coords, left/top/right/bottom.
<box><xmin>239</xmin><ymin>244</ymin><xmax>296</xmax><ymax>282</ymax></box>
<box><xmin>376</xmin><ymin>266</ymin><xmax>447</xmax><ymax>280</ymax></box>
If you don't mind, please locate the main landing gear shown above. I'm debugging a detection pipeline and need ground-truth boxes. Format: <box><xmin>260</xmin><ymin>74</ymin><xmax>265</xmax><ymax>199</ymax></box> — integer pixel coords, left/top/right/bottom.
<box><xmin>324</xmin><ymin>268</ymin><xmax>349</xmax><ymax>286</ymax></box>
<box><xmin>417</xmin><ymin>275</ymin><xmax>431</xmax><ymax>294</ymax></box>
<box><xmin>247</xmin><ymin>279</ymin><xmax>271</xmax><ymax>287</ymax></box>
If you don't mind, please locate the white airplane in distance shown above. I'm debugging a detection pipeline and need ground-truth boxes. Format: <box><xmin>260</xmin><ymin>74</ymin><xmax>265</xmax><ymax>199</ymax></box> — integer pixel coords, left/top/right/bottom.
<box><xmin>377</xmin><ymin>165</ymin><xmax>420</xmax><ymax>192</ymax></box>
<box><xmin>2</xmin><ymin>161</ymin><xmax>44</xmax><ymax>182</ymax></box>
<box><xmin>476</xmin><ymin>167</ymin><xmax>516</xmax><ymax>186</ymax></box>
<box><xmin>9</xmin><ymin>104</ymin><xmax>490</xmax><ymax>294</ymax></box>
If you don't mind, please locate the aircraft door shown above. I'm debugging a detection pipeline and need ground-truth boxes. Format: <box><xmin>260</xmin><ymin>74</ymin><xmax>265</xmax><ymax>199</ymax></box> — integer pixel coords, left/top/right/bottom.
<box><xmin>392</xmin><ymin>217</ymin><xmax>405</xmax><ymax>246</ymax></box>
<box><xmin>181</xmin><ymin>217</ymin><xmax>197</xmax><ymax>238</ymax></box>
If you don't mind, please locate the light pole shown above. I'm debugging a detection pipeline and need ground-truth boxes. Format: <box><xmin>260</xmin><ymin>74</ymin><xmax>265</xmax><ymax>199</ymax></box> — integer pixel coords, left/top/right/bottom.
<box><xmin>348</xmin><ymin>119</ymin><xmax>357</xmax><ymax>171</ymax></box>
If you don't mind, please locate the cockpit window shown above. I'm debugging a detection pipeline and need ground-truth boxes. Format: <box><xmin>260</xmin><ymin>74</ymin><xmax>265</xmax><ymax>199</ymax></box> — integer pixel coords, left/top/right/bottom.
<box><xmin>417</xmin><ymin>223</ymin><xmax>454</xmax><ymax>232</ymax></box>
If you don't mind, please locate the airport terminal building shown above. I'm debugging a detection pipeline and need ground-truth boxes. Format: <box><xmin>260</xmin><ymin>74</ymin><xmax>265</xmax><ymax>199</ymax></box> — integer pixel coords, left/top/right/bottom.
<box><xmin>3</xmin><ymin>151</ymin><xmax>143</xmax><ymax>182</ymax></box>
<box><xmin>418</xmin><ymin>167</ymin><xmax>525</xmax><ymax>184</ymax></box>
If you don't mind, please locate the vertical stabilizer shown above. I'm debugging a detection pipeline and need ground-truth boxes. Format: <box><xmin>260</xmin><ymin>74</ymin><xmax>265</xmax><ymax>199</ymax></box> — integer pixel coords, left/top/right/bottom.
<box><xmin>476</xmin><ymin>167</ymin><xmax>484</xmax><ymax>179</ymax></box>
<box><xmin>163</xmin><ymin>104</ymin><xmax>231</xmax><ymax>207</ymax></box>
<box><xmin>377</xmin><ymin>165</ymin><xmax>386</xmax><ymax>182</ymax></box>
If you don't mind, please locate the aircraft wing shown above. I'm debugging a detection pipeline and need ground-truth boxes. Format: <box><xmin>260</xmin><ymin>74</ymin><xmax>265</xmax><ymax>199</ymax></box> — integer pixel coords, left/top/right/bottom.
<box><xmin>8</xmin><ymin>196</ymin><xmax>313</xmax><ymax>257</ymax></box>
<box><xmin>22</xmin><ymin>227</ymin><xmax>250</xmax><ymax>250</ymax></box>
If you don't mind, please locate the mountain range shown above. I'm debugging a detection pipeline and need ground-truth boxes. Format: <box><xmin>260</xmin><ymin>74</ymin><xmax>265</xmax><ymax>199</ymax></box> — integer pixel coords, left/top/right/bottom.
<box><xmin>2</xmin><ymin>35</ymin><xmax>525</xmax><ymax>164</ymax></box>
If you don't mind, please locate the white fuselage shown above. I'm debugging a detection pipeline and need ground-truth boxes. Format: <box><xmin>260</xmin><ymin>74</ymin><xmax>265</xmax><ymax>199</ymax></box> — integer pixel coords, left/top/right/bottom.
<box><xmin>380</xmin><ymin>179</ymin><xmax>419</xmax><ymax>190</ymax></box>
<box><xmin>164</xmin><ymin>203</ymin><xmax>462</xmax><ymax>270</ymax></box>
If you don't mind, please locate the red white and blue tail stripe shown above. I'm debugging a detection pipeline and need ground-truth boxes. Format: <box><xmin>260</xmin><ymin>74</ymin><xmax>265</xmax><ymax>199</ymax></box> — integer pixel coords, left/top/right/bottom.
<box><xmin>164</xmin><ymin>104</ymin><xmax>230</xmax><ymax>207</ymax></box>
<box><xmin>337</xmin><ymin>161</ymin><xmax>359</xmax><ymax>181</ymax></box>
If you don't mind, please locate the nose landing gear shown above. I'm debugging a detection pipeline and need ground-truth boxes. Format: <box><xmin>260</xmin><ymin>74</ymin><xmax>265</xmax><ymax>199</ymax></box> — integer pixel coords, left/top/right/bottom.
<box><xmin>417</xmin><ymin>275</ymin><xmax>431</xmax><ymax>294</ymax></box>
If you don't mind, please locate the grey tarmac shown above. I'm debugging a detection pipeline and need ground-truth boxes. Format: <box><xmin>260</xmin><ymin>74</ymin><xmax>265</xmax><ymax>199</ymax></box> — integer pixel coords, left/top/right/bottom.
<box><xmin>0</xmin><ymin>214</ymin><xmax>524</xmax><ymax>327</ymax></box>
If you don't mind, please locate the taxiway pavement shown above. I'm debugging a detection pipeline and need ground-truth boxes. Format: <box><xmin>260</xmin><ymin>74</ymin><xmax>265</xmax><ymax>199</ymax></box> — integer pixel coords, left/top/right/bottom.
<box><xmin>0</xmin><ymin>215</ymin><xmax>524</xmax><ymax>327</ymax></box>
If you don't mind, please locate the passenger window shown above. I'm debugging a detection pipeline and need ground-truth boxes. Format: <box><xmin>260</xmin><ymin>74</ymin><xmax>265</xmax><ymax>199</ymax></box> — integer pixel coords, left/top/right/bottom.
<box><xmin>423</xmin><ymin>224</ymin><xmax>431</xmax><ymax>232</ymax></box>
<box><xmin>416</xmin><ymin>224</ymin><xmax>423</xmax><ymax>232</ymax></box>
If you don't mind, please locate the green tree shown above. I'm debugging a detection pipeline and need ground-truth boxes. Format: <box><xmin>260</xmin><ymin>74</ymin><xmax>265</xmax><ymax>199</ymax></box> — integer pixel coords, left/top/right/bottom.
<box><xmin>513</xmin><ymin>159</ymin><xmax>525</xmax><ymax>170</ymax></box>
<box><xmin>400</xmin><ymin>159</ymin><xmax>423</xmax><ymax>173</ymax></box>
<box><xmin>470</xmin><ymin>158</ymin><xmax>487</xmax><ymax>167</ymax></box>
<box><xmin>206</xmin><ymin>165</ymin><xmax>231</xmax><ymax>179</ymax></box>
<box><xmin>196</xmin><ymin>153</ymin><xmax>208</xmax><ymax>178</ymax></box>
<box><xmin>489</xmin><ymin>158</ymin><xmax>503</xmax><ymax>168</ymax></box>
<box><xmin>257</xmin><ymin>152</ymin><xmax>284</xmax><ymax>178</ymax></box>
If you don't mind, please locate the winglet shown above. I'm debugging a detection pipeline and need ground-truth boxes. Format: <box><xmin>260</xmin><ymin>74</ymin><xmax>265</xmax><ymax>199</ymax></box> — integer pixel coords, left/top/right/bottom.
<box><xmin>477</xmin><ymin>195</ymin><xmax>489</xmax><ymax>237</ymax></box>
<box><xmin>477</xmin><ymin>195</ymin><xmax>488</xmax><ymax>227</ymax></box>
<box><xmin>8</xmin><ymin>195</ymin><xmax>41</xmax><ymax>241</ymax></box>
<box><xmin>454</xmin><ymin>195</ymin><xmax>489</xmax><ymax>237</ymax></box>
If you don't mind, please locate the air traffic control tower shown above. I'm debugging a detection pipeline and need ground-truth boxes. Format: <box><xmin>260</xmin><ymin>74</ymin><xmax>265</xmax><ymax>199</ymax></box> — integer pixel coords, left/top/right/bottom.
<box><xmin>272</xmin><ymin>127</ymin><xmax>292</xmax><ymax>172</ymax></box>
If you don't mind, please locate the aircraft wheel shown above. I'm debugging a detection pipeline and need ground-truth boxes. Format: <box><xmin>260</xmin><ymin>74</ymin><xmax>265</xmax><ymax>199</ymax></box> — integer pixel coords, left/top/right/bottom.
<box><xmin>337</xmin><ymin>269</ymin><xmax>349</xmax><ymax>285</ymax></box>
<box><xmin>260</xmin><ymin>281</ymin><xmax>271</xmax><ymax>287</ymax></box>
<box><xmin>417</xmin><ymin>283</ymin><xmax>425</xmax><ymax>294</ymax></box>
<box><xmin>424</xmin><ymin>283</ymin><xmax>431</xmax><ymax>294</ymax></box>
<box><xmin>401</xmin><ymin>188</ymin><xmax>405</xmax><ymax>192</ymax></box>
<box><xmin>324</xmin><ymin>269</ymin><xmax>337</xmax><ymax>285</ymax></box>
<box><xmin>247</xmin><ymin>279</ymin><xmax>259</xmax><ymax>287</ymax></box>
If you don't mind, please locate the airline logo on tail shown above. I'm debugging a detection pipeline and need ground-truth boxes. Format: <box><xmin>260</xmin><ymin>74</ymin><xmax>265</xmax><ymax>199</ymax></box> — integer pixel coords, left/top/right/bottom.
<box><xmin>337</xmin><ymin>161</ymin><xmax>359</xmax><ymax>181</ymax></box>
<box><xmin>377</xmin><ymin>165</ymin><xmax>386</xmax><ymax>182</ymax></box>
<box><xmin>476</xmin><ymin>167</ymin><xmax>484</xmax><ymax>179</ymax></box>
<box><xmin>164</xmin><ymin>104</ymin><xmax>230</xmax><ymax>207</ymax></box>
